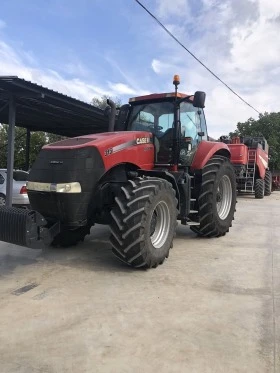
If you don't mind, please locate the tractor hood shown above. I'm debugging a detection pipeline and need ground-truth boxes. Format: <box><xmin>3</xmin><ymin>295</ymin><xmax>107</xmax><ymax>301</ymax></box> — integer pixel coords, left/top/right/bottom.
<box><xmin>43</xmin><ymin>131</ymin><xmax>153</xmax><ymax>151</ymax></box>
<box><xmin>44</xmin><ymin>131</ymin><xmax>155</xmax><ymax>171</ymax></box>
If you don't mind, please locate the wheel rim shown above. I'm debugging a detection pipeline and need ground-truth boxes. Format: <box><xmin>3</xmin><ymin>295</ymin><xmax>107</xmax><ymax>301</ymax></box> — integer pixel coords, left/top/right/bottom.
<box><xmin>150</xmin><ymin>201</ymin><xmax>170</xmax><ymax>248</ymax></box>
<box><xmin>0</xmin><ymin>196</ymin><xmax>5</xmax><ymax>206</ymax></box>
<box><xmin>216</xmin><ymin>175</ymin><xmax>232</xmax><ymax>220</ymax></box>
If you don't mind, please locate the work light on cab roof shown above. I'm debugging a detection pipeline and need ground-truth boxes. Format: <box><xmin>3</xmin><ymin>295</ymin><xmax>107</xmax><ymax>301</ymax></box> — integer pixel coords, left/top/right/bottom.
<box><xmin>173</xmin><ymin>74</ymin><xmax>180</xmax><ymax>86</ymax></box>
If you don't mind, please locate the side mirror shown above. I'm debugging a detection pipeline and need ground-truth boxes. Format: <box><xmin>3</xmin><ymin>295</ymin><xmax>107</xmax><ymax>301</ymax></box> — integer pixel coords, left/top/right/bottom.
<box><xmin>115</xmin><ymin>104</ymin><xmax>130</xmax><ymax>131</ymax></box>
<box><xmin>193</xmin><ymin>91</ymin><xmax>206</xmax><ymax>108</ymax></box>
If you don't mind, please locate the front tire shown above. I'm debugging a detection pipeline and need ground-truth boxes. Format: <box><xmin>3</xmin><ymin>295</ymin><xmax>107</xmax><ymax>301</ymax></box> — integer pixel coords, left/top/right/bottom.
<box><xmin>264</xmin><ymin>170</ymin><xmax>272</xmax><ymax>196</ymax></box>
<box><xmin>110</xmin><ymin>177</ymin><xmax>178</xmax><ymax>269</ymax></box>
<box><xmin>190</xmin><ymin>155</ymin><xmax>236</xmax><ymax>237</ymax></box>
<box><xmin>255</xmin><ymin>179</ymin><xmax>264</xmax><ymax>199</ymax></box>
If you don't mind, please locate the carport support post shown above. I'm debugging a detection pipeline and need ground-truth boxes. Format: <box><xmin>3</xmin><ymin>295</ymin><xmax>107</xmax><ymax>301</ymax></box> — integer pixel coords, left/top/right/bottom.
<box><xmin>25</xmin><ymin>129</ymin><xmax>30</xmax><ymax>171</ymax></box>
<box><xmin>6</xmin><ymin>95</ymin><xmax>16</xmax><ymax>207</ymax></box>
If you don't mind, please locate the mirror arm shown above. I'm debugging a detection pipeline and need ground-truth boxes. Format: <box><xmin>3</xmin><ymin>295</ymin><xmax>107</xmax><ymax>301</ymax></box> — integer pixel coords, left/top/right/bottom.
<box><xmin>176</xmin><ymin>95</ymin><xmax>194</xmax><ymax>105</ymax></box>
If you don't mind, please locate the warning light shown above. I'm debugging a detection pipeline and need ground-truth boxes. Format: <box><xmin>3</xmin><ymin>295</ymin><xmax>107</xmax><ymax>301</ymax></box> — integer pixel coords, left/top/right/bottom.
<box><xmin>173</xmin><ymin>75</ymin><xmax>180</xmax><ymax>86</ymax></box>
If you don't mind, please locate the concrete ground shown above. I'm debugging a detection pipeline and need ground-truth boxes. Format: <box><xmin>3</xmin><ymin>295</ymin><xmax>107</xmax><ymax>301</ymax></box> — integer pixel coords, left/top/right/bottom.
<box><xmin>0</xmin><ymin>193</ymin><xmax>279</xmax><ymax>373</ymax></box>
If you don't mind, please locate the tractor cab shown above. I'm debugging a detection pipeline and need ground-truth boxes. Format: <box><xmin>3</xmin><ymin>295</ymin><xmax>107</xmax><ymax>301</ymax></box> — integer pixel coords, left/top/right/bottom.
<box><xmin>115</xmin><ymin>76</ymin><xmax>207</xmax><ymax>167</ymax></box>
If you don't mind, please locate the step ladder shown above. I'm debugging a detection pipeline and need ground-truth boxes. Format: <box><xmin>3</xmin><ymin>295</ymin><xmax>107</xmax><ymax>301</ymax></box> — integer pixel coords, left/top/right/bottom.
<box><xmin>242</xmin><ymin>150</ymin><xmax>256</xmax><ymax>193</ymax></box>
<box><xmin>184</xmin><ymin>175</ymin><xmax>200</xmax><ymax>226</ymax></box>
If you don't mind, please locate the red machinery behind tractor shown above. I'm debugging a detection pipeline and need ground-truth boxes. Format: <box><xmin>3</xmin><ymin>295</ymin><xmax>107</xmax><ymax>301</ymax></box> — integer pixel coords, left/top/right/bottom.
<box><xmin>272</xmin><ymin>173</ymin><xmax>280</xmax><ymax>191</ymax></box>
<box><xmin>220</xmin><ymin>135</ymin><xmax>271</xmax><ymax>198</ymax></box>
<box><xmin>0</xmin><ymin>76</ymin><xmax>237</xmax><ymax>269</ymax></box>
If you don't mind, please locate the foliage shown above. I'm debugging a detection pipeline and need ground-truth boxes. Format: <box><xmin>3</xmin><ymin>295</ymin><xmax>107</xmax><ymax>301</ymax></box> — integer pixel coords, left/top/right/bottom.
<box><xmin>229</xmin><ymin>112</ymin><xmax>280</xmax><ymax>171</ymax></box>
<box><xmin>91</xmin><ymin>95</ymin><xmax>122</xmax><ymax>110</ymax></box>
<box><xmin>0</xmin><ymin>124</ymin><xmax>65</xmax><ymax>170</ymax></box>
<box><xmin>46</xmin><ymin>133</ymin><xmax>66</xmax><ymax>144</ymax></box>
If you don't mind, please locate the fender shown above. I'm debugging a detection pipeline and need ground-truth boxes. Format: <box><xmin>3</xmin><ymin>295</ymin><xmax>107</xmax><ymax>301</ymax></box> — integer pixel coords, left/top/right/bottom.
<box><xmin>255</xmin><ymin>148</ymin><xmax>269</xmax><ymax>179</ymax></box>
<box><xmin>137</xmin><ymin>169</ymin><xmax>180</xmax><ymax>206</ymax></box>
<box><xmin>191</xmin><ymin>141</ymin><xmax>231</xmax><ymax>170</ymax></box>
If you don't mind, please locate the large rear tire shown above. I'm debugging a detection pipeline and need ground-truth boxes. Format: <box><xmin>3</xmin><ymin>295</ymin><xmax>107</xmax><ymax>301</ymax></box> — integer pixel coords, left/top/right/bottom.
<box><xmin>190</xmin><ymin>155</ymin><xmax>236</xmax><ymax>237</ymax></box>
<box><xmin>110</xmin><ymin>177</ymin><xmax>178</xmax><ymax>269</ymax></box>
<box><xmin>255</xmin><ymin>179</ymin><xmax>264</xmax><ymax>199</ymax></box>
<box><xmin>264</xmin><ymin>170</ymin><xmax>272</xmax><ymax>196</ymax></box>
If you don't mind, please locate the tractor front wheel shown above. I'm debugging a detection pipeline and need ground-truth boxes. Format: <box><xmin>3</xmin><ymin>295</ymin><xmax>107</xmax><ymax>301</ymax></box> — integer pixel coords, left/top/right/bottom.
<box><xmin>255</xmin><ymin>179</ymin><xmax>264</xmax><ymax>199</ymax></box>
<box><xmin>110</xmin><ymin>177</ymin><xmax>178</xmax><ymax>269</ymax></box>
<box><xmin>264</xmin><ymin>170</ymin><xmax>272</xmax><ymax>196</ymax></box>
<box><xmin>190</xmin><ymin>155</ymin><xmax>236</xmax><ymax>237</ymax></box>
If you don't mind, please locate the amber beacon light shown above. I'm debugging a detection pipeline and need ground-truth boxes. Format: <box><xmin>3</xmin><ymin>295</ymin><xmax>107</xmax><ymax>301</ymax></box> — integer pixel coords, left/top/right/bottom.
<box><xmin>173</xmin><ymin>74</ymin><xmax>180</xmax><ymax>86</ymax></box>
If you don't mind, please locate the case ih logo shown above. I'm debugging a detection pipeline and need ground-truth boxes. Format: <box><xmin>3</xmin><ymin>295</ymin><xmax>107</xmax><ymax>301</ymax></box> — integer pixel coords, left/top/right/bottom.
<box><xmin>50</xmin><ymin>160</ymin><xmax>63</xmax><ymax>164</ymax></box>
<box><xmin>136</xmin><ymin>137</ymin><xmax>150</xmax><ymax>145</ymax></box>
<box><xmin>104</xmin><ymin>138</ymin><xmax>151</xmax><ymax>156</ymax></box>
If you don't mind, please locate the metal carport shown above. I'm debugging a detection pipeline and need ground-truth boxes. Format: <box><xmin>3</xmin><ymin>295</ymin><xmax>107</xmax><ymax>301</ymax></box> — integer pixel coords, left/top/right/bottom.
<box><xmin>0</xmin><ymin>76</ymin><xmax>108</xmax><ymax>207</ymax></box>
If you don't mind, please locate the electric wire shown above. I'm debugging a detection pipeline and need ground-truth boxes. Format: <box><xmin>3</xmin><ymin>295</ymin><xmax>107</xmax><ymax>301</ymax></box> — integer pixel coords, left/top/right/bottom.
<box><xmin>134</xmin><ymin>0</ymin><xmax>261</xmax><ymax>114</ymax></box>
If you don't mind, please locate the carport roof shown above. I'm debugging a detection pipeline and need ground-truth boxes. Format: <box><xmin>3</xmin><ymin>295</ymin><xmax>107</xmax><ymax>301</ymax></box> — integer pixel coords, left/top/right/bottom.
<box><xmin>0</xmin><ymin>76</ymin><xmax>108</xmax><ymax>137</ymax></box>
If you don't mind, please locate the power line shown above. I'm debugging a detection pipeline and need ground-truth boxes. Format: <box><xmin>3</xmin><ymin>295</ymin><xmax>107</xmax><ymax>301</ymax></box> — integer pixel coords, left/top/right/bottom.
<box><xmin>134</xmin><ymin>0</ymin><xmax>261</xmax><ymax>115</ymax></box>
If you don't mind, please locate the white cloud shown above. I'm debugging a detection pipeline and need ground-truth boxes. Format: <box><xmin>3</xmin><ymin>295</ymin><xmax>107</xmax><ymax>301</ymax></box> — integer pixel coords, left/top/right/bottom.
<box><xmin>0</xmin><ymin>40</ymin><xmax>146</xmax><ymax>103</ymax></box>
<box><xmin>151</xmin><ymin>59</ymin><xmax>177</xmax><ymax>74</ymax></box>
<box><xmin>156</xmin><ymin>0</ymin><xmax>190</xmax><ymax>19</ymax></box>
<box><xmin>152</xmin><ymin>0</ymin><xmax>280</xmax><ymax>137</ymax></box>
<box><xmin>108</xmin><ymin>82</ymin><xmax>148</xmax><ymax>95</ymax></box>
<box><xmin>259</xmin><ymin>0</ymin><xmax>280</xmax><ymax>18</ymax></box>
<box><xmin>64</xmin><ymin>62</ymin><xmax>90</xmax><ymax>78</ymax></box>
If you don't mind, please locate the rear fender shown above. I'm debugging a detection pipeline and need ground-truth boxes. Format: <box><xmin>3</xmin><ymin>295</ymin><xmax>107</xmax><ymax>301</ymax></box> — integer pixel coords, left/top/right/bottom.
<box><xmin>191</xmin><ymin>141</ymin><xmax>231</xmax><ymax>170</ymax></box>
<box><xmin>255</xmin><ymin>149</ymin><xmax>268</xmax><ymax>179</ymax></box>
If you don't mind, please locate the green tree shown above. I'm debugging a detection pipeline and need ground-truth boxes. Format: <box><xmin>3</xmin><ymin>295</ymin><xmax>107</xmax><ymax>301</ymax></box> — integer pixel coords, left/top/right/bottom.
<box><xmin>0</xmin><ymin>124</ymin><xmax>47</xmax><ymax>169</ymax></box>
<box><xmin>91</xmin><ymin>95</ymin><xmax>122</xmax><ymax>110</ymax></box>
<box><xmin>229</xmin><ymin>112</ymin><xmax>280</xmax><ymax>170</ymax></box>
<box><xmin>46</xmin><ymin>133</ymin><xmax>66</xmax><ymax>144</ymax></box>
<box><xmin>29</xmin><ymin>131</ymin><xmax>48</xmax><ymax>167</ymax></box>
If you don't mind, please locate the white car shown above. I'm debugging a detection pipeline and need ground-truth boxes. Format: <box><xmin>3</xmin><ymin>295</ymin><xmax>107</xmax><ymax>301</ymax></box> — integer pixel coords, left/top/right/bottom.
<box><xmin>0</xmin><ymin>169</ymin><xmax>30</xmax><ymax>207</ymax></box>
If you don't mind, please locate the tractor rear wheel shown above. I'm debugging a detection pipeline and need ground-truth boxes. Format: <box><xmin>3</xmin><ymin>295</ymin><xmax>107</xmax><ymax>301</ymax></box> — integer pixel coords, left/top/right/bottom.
<box><xmin>264</xmin><ymin>170</ymin><xmax>272</xmax><ymax>196</ymax></box>
<box><xmin>255</xmin><ymin>179</ymin><xmax>264</xmax><ymax>199</ymax></box>
<box><xmin>110</xmin><ymin>177</ymin><xmax>178</xmax><ymax>269</ymax></box>
<box><xmin>190</xmin><ymin>155</ymin><xmax>236</xmax><ymax>237</ymax></box>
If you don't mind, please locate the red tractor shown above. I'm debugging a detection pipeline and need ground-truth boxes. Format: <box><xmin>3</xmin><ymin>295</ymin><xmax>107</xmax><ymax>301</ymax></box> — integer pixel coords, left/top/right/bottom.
<box><xmin>0</xmin><ymin>76</ymin><xmax>237</xmax><ymax>269</ymax></box>
<box><xmin>220</xmin><ymin>135</ymin><xmax>271</xmax><ymax>198</ymax></box>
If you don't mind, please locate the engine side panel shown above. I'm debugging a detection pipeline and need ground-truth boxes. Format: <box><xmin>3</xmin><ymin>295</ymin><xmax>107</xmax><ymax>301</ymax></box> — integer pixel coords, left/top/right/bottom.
<box><xmin>227</xmin><ymin>144</ymin><xmax>248</xmax><ymax>165</ymax></box>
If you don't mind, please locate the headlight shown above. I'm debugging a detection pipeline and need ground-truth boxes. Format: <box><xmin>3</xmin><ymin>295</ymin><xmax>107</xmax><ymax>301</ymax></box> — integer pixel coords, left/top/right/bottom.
<box><xmin>27</xmin><ymin>181</ymin><xmax>82</xmax><ymax>193</ymax></box>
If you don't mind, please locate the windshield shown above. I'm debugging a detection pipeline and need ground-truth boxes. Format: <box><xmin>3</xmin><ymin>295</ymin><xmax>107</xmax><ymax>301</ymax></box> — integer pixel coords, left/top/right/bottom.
<box><xmin>128</xmin><ymin>100</ymin><xmax>207</xmax><ymax>143</ymax></box>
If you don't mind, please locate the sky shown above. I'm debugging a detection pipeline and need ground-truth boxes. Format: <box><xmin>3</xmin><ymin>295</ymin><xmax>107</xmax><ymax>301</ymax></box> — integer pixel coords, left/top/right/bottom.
<box><xmin>0</xmin><ymin>0</ymin><xmax>279</xmax><ymax>138</ymax></box>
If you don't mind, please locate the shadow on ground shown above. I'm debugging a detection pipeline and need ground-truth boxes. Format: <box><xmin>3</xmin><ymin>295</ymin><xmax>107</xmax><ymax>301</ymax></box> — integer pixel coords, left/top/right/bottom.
<box><xmin>0</xmin><ymin>223</ymin><xmax>198</xmax><ymax>275</ymax></box>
